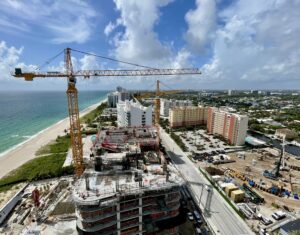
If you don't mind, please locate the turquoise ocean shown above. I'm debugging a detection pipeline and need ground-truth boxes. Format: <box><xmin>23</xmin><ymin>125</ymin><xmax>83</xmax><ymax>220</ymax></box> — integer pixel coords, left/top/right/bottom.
<box><xmin>0</xmin><ymin>90</ymin><xmax>108</xmax><ymax>155</ymax></box>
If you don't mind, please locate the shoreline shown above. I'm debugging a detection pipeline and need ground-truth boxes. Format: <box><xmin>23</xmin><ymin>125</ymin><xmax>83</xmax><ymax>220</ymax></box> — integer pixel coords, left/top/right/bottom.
<box><xmin>0</xmin><ymin>98</ymin><xmax>107</xmax><ymax>179</ymax></box>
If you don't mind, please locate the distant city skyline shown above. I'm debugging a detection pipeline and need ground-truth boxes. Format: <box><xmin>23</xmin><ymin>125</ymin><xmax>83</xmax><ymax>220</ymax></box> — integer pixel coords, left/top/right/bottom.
<box><xmin>0</xmin><ymin>0</ymin><xmax>299</xmax><ymax>90</ymax></box>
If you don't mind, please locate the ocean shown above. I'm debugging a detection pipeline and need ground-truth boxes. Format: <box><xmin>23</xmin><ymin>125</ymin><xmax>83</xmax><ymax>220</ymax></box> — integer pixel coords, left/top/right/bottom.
<box><xmin>0</xmin><ymin>90</ymin><xmax>108</xmax><ymax>155</ymax></box>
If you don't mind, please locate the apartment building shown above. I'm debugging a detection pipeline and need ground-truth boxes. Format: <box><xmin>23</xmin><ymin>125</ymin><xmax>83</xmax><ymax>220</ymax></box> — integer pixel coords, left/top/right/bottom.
<box><xmin>169</xmin><ymin>106</ymin><xmax>208</xmax><ymax>128</ymax></box>
<box><xmin>117</xmin><ymin>100</ymin><xmax>152</xmax><ymax>127</ymax></box>
<box><xmin>160</xmin><ymin>99</ymin><xmax>192</xmax><ymax>117</ymax></box>
<box><xmin>207</xmin><ymin>107</ymin><xmax>248</xmax><ymax>146</ymax></box>
<box><xmin>107</xmin><ymin>87</ymin><xmax>131</xmax><ymax>108</ymax></box>
<box><xmin>108</xmin><ymin>91</ymin><xmax>120</xmax><ymax>108</ymax></box>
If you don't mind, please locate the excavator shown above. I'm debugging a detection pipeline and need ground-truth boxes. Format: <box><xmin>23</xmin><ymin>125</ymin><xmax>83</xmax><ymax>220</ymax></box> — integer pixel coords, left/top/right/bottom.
<box><xmin>13</xmin><ymin>48</ymin><xmax>201</xmax><ymax>176</ymax></box>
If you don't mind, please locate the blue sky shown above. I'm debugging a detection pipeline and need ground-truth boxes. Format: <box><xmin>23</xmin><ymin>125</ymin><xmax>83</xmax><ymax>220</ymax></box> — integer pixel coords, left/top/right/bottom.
<box><xmin>0</xmin><ymin>0</ymin><xmax>299</xmax><ymax>91</ymax></box>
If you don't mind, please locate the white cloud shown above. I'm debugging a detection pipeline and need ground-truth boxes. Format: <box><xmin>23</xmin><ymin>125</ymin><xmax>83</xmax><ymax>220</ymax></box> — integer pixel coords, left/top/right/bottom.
<box><xmin>0</xmin><ymin>41</ymin><xmax>24</xmax><ymax>80</ymax></box>
<box><xmin>0</xmin><ymin>0</ymin><xmax>97</xmax><ymax>44</ymax></box>
<box><xmin>104</xmin><ymin>19</ymin><xmax>122</xmax><ymax>36</ymax></box>
<box><xmin>0</xmin><ymin>41</ymin><xmax>99</xmax><ymax>90</ymax></box>
<box><xmin>199</xmin><ymin>0</ymin><xmax>300</xmax><ymax>88</ymax></box>
<box><xmin>184</xmin><ymin>0</ymin><xmax>216</xmax><ymax>53</ymax></box>
<box><xmin>108</xmin><ymin>0</ymin><xmax>174</xmax><ymax>67</ymax></box>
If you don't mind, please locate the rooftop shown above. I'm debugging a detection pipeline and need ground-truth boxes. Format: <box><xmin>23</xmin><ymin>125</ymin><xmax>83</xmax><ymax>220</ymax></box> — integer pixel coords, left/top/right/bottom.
<box><xmin>281</xmin><ymin>218</ymin><xmax>300</xmax><ymax>232</ymax></box>
<box><xmin>73</xmin><ymin>164</ymin><xmax>183</xmax><ymax>205</ymax></box>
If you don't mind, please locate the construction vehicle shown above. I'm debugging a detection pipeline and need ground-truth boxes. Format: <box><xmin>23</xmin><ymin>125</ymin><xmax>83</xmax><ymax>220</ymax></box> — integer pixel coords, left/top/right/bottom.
<box><xmin>13</xmin><ymin>48</ymin><xmax>201</xmax><ymax>176</ymax></box>
<box><xmin>242</xmin><ymin>183</ymin><xmax>264</xmax><ymax>204</ymax></box>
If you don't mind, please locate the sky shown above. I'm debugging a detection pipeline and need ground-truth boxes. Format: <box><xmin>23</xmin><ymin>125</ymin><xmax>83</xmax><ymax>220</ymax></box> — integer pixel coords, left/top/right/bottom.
<box><xmin>0</xmin><ymin>0</ymin><xmax>299</xmax><ymax>91</ymax></box>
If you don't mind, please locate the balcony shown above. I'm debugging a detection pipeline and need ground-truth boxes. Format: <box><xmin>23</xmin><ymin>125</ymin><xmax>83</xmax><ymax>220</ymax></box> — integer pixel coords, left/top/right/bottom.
<box><xmin>76</xmin><ymin>208</ymin><xmax>116</xmax><ymax>223</ymax></box>
<box><xmin>78</xmin><ymin>218</ymin><xmax>117</xmax><ymax>233</ymax></box>
<box><xmin>120</xmin><ymin>209</ymin><xmax>139</xmax><ymax>221</ymax></box>
<box><xmin>121</xmin><ymin>226</ymin><xmax>139</xmax><ymax>235</ymax></box>
<box><xmin>120</xmin><ymin>200</ymin><xmax>139</xmax><ymax>212</ymax></box>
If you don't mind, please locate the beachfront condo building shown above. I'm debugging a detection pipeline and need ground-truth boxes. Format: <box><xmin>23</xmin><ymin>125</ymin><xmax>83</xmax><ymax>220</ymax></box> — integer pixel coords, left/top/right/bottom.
<box><xmin>207</xmin><ymin>107</ymin><xmax>248</xmax><ymax>146</ymax></box>
<box><xmin>117</xmin><ymin>100</ymin><xmax>152</xmax><ymax>127</ymax></box>
<box><xmin>160</xmin><ymin>99</ymin><xmax>193</xmax><ymax>117</ymax></box>
<box><xmin>169</xmin><ymin>106</ymin><xmax>208</xmax><ymax>128</ymax></box>
<box><xmin>107</xmin><ymin>87</ymin><xmax>130</xmax><ymax>108</ymax></box>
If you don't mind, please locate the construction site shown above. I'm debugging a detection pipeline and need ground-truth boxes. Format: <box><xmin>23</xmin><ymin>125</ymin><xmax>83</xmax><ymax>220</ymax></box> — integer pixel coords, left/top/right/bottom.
<box><xmin>0</xmin><ymin>48</ymin><xmax>203</xmax><ymax>235</ymax></box>
<box><xmin>196</xmin><ymin>142</ymin><xmax>300</xmax><ymax>233</ymax></box>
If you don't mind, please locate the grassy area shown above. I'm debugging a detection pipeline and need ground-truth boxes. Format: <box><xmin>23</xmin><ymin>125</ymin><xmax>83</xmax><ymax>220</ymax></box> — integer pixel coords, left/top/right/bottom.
<box><xmin>0</xmin><ymin>134</ymin><xmax>73</xmax><ymax>192</ymax></box>
<box><xmin>36</xmin><ymin>135</ymin><xmax>71</xmax><ymax>156</ymax></box>
<box><xmin>0</xmin><ymin>153</ymin><xmax>73</xmax><ymax>192</ymax></box>
<box><xmin>170</xmin><ymin>131</ymin><xmax>188</xmax><ymax>152</ymax></box>
<box><xmin>80</xmin><ymin>102</ymin><xmax>107</xmax><ymax>124</ymax></box>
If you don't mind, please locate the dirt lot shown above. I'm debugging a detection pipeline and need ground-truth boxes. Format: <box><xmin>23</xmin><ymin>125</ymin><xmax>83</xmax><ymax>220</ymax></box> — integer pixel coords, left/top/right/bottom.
<box><xmin>197</xmin><ymin>147</ymin><xmax>300</xmax><ymax>212</ymax></box>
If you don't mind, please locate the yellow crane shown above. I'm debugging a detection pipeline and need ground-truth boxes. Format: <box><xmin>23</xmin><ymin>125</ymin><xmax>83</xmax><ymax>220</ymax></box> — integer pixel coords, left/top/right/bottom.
<box><xmin>13</xmin><ymin>48</ymin><xmax>201</xmax><ymax>176</ymax></box>
<box><xmin>134</xmin><ymin>80</ymin><xmax>182</xmax><ymax>125</ymax></box>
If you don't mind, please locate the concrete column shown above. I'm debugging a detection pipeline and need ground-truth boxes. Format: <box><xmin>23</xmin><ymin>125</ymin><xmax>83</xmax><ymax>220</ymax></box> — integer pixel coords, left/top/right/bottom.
<box><xmin>117</xmin><ymin>202</ymin><xmax>121</xmax><ymax>235</ymax></box>
<box><xmin>139</xmin><ymin>194</ymin><xmax>143</xmax><ymax>235</ymax></box>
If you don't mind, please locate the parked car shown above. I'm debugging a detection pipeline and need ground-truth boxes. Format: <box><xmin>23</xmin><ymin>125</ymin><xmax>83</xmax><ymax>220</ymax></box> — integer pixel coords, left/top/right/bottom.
<box><xmin>195</xmin><ymin>226</ymin><xmax>202</xmax><ymax>235</ymax></box>
<box><xmin>193</xmin><ymin>211</ymin><xmax>203</xmax><ymax>224</ymax></box>
<box><xmin>272</xmin><ymin>211</ymin><xmax>286</xmax><ymax>220</ymax></box>
<box><xmin>257</xmin><ymin>214</ymin><xmax>273</xmax><ymax>225</ymax></box>
<box><xmin>187</xmin><ymin>212</ymin><xmax>194</xmax><ymax>221</ymax></box>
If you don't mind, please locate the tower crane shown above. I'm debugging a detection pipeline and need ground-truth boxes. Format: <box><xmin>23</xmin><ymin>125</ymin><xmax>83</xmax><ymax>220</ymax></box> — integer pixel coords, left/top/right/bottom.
<box><xmin>134</xmin><ymin>80</ymin><xmax>182</xmax><ymax>149</ymax></box>
<box><xmin>13</xmin><ymin>48</ymin><xmax>201</xmax><ymax>176</ymax></box>
<box><xmin>134</xmin><ymin>80</ymin><xmax>182</xmax><ymax>126</ymax></box>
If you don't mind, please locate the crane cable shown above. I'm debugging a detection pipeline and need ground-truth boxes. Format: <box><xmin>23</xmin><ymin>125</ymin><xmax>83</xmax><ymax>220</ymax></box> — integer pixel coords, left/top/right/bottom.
<box><xmin>70</xmin><ymin>48</ymin><xmax>158</xmax><ymax>70</ymax></box>
<box><xmin>159</xmin><ymin>80</ymin><xmax>176</xmax><ymax>91</ymax></box>
<box><xmin>35</xmin><ymin>50</ymin><xmax>64</xmax><ymax>71</ymax></box>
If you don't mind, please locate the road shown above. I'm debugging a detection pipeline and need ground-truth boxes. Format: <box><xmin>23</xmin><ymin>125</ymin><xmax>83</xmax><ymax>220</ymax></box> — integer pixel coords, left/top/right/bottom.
<box><xmin>160</xmin><ymin>129</ymin><xmax>254</xmax><ymax>235</ymax></box>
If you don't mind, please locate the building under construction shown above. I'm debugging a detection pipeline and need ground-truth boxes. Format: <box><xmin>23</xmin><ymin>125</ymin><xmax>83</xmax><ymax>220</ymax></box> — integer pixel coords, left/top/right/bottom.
<box><xmin>95</xmin><ymin>127</ymin><xmax>159</xmax><ymax>153</ymax></box>
<box><xmin>74</xmin><ymin>127</ymin><xmax>184</xmax><ymax>235</ymax></box>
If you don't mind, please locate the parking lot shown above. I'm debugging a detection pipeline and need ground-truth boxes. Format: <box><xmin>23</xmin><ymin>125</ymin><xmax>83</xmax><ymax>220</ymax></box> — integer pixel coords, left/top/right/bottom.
<box><xmin>175</xmin><ymin>129</ymin><xmax>241</xmax><ymax>159</ymax></box>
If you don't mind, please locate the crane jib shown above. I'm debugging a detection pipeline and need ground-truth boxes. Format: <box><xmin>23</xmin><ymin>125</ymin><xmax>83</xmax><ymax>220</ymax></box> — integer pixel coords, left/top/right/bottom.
<box><xmin>14</xmin><ymin>68</ymin><xmax>201</xmax><ymax>80</ymax></box>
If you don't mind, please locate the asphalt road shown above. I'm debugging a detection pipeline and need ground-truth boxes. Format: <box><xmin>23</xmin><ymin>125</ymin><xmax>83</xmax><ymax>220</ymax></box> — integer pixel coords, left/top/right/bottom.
<box><xmin>160</xmin><ymin>128</ymin><xmax>254</xmax><ymax>235</ymax></box>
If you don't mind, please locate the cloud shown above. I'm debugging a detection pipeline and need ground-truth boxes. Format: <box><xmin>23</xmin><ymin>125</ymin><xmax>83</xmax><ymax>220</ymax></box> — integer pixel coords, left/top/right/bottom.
<box><xmin>184</xmin><ymin>0</ymin><xmax>216</xmax><ymax>53</ymax></box>
<box><xmin>107</xmin><ymin>0</ymin><xmax>175</xmax><ymax>67</ymax></box>
<box><xmin>0</xmin><ymin>41</ymin><xmax>103</xmax><ymax>90</ymax></box>
<box><xmin>0</xmin><ymin>41</ymin><xmax>24</xmax><ymax>80</ymax></box>
<box><xmin>199</xmin><ymin>0</ymin><xmax>300</xmax><ymax>88</ymax></box>
<box><xmin>0</xmin><ymin>0</ymin><xmax>97</xmax><ymax>44</ymax></box>
<box><xmin>104</xmin><ymin>19</ymin><xmax>122</xmax><ymax>36</ymax></box>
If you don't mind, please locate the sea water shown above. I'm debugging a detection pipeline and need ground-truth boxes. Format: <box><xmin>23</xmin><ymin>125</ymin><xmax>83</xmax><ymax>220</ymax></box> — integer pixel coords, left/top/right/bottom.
<box><xmin>0</xmin><ymin>90</ymin><xmax>108</xmax><ymax>155</ymax></box>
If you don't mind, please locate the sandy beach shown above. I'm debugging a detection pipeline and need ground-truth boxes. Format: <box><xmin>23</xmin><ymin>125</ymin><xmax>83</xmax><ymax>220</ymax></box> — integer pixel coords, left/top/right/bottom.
<box><xmin>0</xmin><ymin>99</ymin><xmax>106</xmax><ymax>179</ymax></box>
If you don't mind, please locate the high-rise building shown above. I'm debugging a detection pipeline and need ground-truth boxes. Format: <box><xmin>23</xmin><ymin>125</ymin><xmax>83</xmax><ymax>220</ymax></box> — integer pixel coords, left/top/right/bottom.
<box><xmin>118</xmin><ymin>90</ymin><xmax>130</xmax><ymax>102</ymax></box>
<box><xmin>117</xmin><ymin>100</ymin><xmax>152</xmax><ymax>127</ymax></box>
<box><xmin>169</xmin><ymin>106</ymin><xmax>208</xmax><ymax>128</ymax></box>
<box><xmin>207</xmin><ymin>107</ymin><xmax>248</xmax><ymax>146</ymax></box>
<box><xmin>160</xmin><ymin>99</ymin><xmax>193</xmax><ymax>117</ymax></box>
<box><xmin>108</xmin><ymin>91</ymin><xmax>119</xmax><ymax>108</ymax></box>
<box><xmin>107</xmin><ymin>87</ymin><xmax>131</xmax><ymax>108</ymax></box>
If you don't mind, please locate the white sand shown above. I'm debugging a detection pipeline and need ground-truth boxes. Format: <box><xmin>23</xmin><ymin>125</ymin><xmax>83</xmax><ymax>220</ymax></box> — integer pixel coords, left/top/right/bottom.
<box><xmin>0</xmin><ymin>99</ymin><xmax>106</xmax><ymax>179</ymax></box>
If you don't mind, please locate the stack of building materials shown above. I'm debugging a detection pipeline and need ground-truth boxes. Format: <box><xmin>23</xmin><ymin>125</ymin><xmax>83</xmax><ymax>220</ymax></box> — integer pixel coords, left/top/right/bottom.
<box><xmin>225</xmin><ymin>184</ymin><xmax>238</xmax><ymax>197</ymax></box>
<box><xmin>231</xmin><ymin>190</ymin><xmax>245</xmax><ymax>202</ymax></box>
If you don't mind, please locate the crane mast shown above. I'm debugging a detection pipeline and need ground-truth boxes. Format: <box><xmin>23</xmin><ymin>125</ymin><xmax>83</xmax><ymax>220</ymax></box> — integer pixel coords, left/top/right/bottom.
<box><xmin>155</xmin><ymin>80</ymin><xmax>161</xmax><ymax>127</ymax></box>
<box><xmin>13</xmin><ymin>48</ymin><xmax>201</xmax><ymax>176</ymax></box>
<box><xmin>65</xmin><ymin>48</ymin><xmax>84</xmax><ymax>176</ymax></box>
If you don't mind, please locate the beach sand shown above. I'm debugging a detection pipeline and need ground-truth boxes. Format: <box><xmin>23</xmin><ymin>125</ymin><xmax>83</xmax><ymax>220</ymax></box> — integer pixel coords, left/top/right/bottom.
<box><xmin>0</xmin><ymin>100</ymin><xmax>106</xmax><ymax>179</ymax></box>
